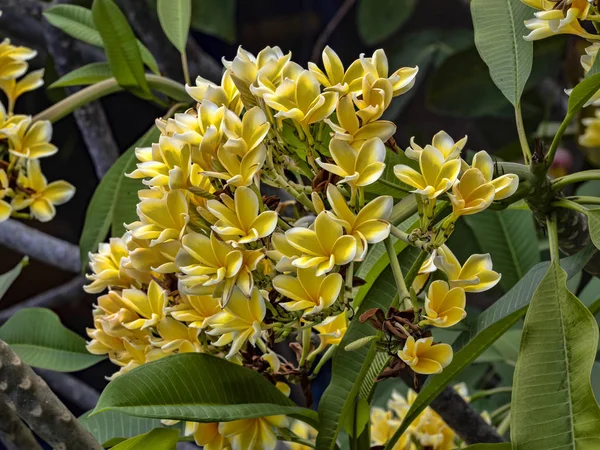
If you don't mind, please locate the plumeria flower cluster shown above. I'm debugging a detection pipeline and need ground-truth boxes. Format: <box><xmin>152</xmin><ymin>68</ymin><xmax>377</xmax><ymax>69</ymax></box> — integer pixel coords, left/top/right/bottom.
<box><xmin>0</xmin><ymin>39</ymin><xmax>74</xmax><ymax>222</ymax></box>
<box><xmin>84</xmin><ymin>45</ymin><xmax>513</xmax><ymax>449</ymax></box>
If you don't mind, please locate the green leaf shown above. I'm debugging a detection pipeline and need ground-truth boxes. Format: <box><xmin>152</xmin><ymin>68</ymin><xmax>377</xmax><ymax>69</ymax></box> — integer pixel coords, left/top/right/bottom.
<box><xmin>80</xmin><ymin>410</ymin><xmax>183</xmax><ymax>447</ymax></box>
<box><xmin>43</xmin><ymin>4</ymin><xmax>160</xmax><ymax>75</ymax></box>
<box><xmin>49</xmin><ymin>62</ymin><xmax>112</xmax><ymax>88</ymax></box>
<box><xmin>567</xmin><ymin>73</ymin><xmax>600</xmax><ymax>115</ymax></box>
<box><xmin>93</xmin><ymin>353</ymin><xmax>318</xmax><ymax>426</ymax></box>
<box><xmin>511</xmin><ymin>262</ymin><xmax>600</xmax><ymax>449</ymax></box>
<box><xmin>92</xmin><ymin>0</ymin><xmax>151</xmax><ymax>97</ymax></box>
<box><xmin>190</xmin><ymin>0</ymin><xmax>236</xmax><ymax>43</ymax></box>
<box><xmin>464</xmin><ymin>209</ymin><xmax>540</xmax><ymax>291</ymax></box>
<box><xmin>579</xmin><ymin>277</ymin><xmax>600</xmax><ymax>312</ymax></box>
<box><xmin>364</xmin><ymin>151</ymin><xmax>414</xmax><ymax>200</ymax></box>
<box><xmin>476</xmin><ymin>328</ymin><xmax>521</xmax><ymax>364</ymax></box>
<box><xmin>0</xmin><ymin>257</ymin><xmax>27</xmax><ymax>301</ymax></box>
<box><xmin>157</xmin><ymin>0</ymin><xmax>192</xmax><ymax>54</ymax></box>
<box><xmin>462</xmin><ymin>444</ymin><xmax>512</xmax><ymax>450</ymax></box>
<box><xmin>471</xmin><ymin>0</ymin><xmax>533</xmax><ymax>106</ymax></box>
<box><xmin>0</xmin><ymin>308</ymin><xmax>105</xmax><ymax>372</ymax></box>
<box><xmin>586</xmin><ymin>208</ymin><xmax>600</xmax><ymax>251</ymax></box>
<box><xmin>111</xmin><ymin>428</ymin><xmax>179</xmax><ymax>450</ymax></box>
<box><xmin>394</xmin><ymin>246</ymin><xmax>594</xmax><ymax>441</ymax></box>
<box><xmin>315</xmin><ymin>245</ymin><xmax>422</xmax><ymax>450</ymax></box>
<box><xmin>356</xmin><ymin>0</ymin><xmax>415</xmax><ymax>45</ymax></box>
<box><xmin>79</xmin><ymin>127</ymin><xmax>159</xmax><ymax>271</ymax></box>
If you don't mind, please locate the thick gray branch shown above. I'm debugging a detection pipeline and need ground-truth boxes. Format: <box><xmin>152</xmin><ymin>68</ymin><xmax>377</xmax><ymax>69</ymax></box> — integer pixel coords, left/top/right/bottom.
<box><xmin>0</xmin><ymin>339</ymin><xmax>102</xmax><ymax>449</ymax></box>
<box><xmin>0</xmin><ymin>220</ymin><xmax>80</xmax><ymax>273</ymax></box>
<box><xmin>0</xmin><ymin>392</ymin><xmax>42</xmax><ymax>450</ymax></box>
<box><xmin>34</xmin><ymin>369</ymin><xmax>99</xmax><ymax>413</ymax></box>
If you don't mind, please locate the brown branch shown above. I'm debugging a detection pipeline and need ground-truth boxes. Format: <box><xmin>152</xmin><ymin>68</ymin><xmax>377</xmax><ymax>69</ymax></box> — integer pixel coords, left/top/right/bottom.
<box><xmin>0</xmin><ymin>392</ymin><xmax>42</xmax><ymax>450</ymax></box>
<box><xmin>0</xmin><ymin>339</ymin><xmax>102</xmax><ymax>449</ymax></box>
<box><xmin>310</xmin><ymin>0</ymin><xmax>356</xmax><ymax>63</ymax></box>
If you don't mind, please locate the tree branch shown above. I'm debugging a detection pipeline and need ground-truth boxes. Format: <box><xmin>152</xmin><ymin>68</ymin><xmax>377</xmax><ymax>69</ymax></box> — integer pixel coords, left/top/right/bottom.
<box><xmin>0</xmin><ymin>339</ymin><xmax>102</xmax><ymax>449</ymax></box>
<box><xmin>34</xmin><ymin>369</ymin><xmax>99</xmax><ymax>413</ymax></box>
<box><xmin>0</xmin><ymin>392</ymin><xmax>42</xmax><ymax>450</ymax></box>
<box><xmin>0</xmin><ymin>220</ymin><xmax>80</xmax><ymax>273</ymax></box>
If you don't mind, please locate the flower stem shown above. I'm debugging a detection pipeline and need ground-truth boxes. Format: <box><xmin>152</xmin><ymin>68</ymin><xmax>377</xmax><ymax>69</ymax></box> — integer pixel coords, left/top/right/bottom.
<box><xmin>181</xmin><ymin>52</ymin><xmax>191</xmax><ymax>86</ymax></box>
<box><xmin>385</xmin><ymin>236</ymin><xmax>410</xmax><ymax>307</ymax></box>
<box><xmin>515</xmin><ymin>103</ymin><xmax>532</xmax><ymax>164</ymax></box>
<box><xmin>566</xmin><ymin>195</ymin><xmax>600</xmax><ymax>205</ymax></box>
<box><xmin>552</xmin><ymin>170</ymin><xmax>600</xmax><ymax>190</ymax></box>
<box><xmin>469</xmin><ymin>386</ymin><xmax>512</xmax><ymax>402</ymax></box>
<box><xmin>546</xmin><ymin>213</ymin><xmax>560</xmax><ymax>263</ymax></box>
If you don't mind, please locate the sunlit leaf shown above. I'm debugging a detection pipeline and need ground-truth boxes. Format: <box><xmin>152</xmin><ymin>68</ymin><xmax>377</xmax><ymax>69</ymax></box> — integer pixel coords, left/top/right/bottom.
<box><xmin>111</xmin><ymin>428</ymin><xmax>179</xmax><ymax>450</ymax></box>
<box><xmin>49</xmin><ymin>62</ymin><xmax>112</xmax><ymax>88</ymax></box>
<box><xmin>157</xmin><ymin>0</ymin><xmax>192</xmax><ymax>54</ymax></box>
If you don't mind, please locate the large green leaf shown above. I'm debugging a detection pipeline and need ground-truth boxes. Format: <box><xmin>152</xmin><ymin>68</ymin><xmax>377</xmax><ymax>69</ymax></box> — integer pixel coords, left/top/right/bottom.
<box><xmin>157</xmin><ymin>0</ymin><xmax>192</xmax><ymax>54</ymax></box>
<box><xmin>464</xmin><ymin>209</ymin><xmax>539</xmax><ymax>291</ymax></box>
<box><xmin>0</xmin><ymin>308</ymin><xmax>105</xmax><ymax>371</ymax></box>
<box><xmin>471</xmin><ymin>0</ymin><xmax>533</xmax><ymax>106</ymax></box>
<box><xmin>80</xmin><ymin>410</ymin><xmax>183</xmax><ymax>447</ymax></box>
<box><xmin>393</xmin><ymin>245</ymin><xmax>594</xmax><ymax>441</ymax></box>
<box><xmin>315</xmin><ymin>245</ymin><xmax>422</xmax><ymax>450</ymax></box>
<box><xmin>93</xmin><ymin>353</ymin><xmax>318</xmax><ymax>426</ymax></box>
<box><xmin>462</xmin><ymin>445</ymin><xmax>512</xmax><ymax>450</ymax></box>
<box><xmin>0</xmin><ymin>257</ymin><xmax>27</xmax><ymax>301</ymax></box>
<box><xmin>43</xmin><ymin>4</ymin><xmax>159</xmax><ymax>75</ymax></box>
<box><xmin>79</xmin><ymin>127</ymin><xmax>159</xmax><ymax>271</ymax></box>
<box><xmin>511</xmin><ymin>262</ymin><xmax>600</xmax><ymax>449</ymax></box>
<box><xmin>587</xmin><ymin>208</ymin><xmax>600</xmax><ymax>250</ymax></box>
<box><xmin>356</xmin><ymin>0</ymin><xmax>415</xmax><ymax>45</ymax></box>
<box><xmin>190</xmin><ymin>0</ymin><xmax>236</xmax><ymax>43</ymax></box>
<box><xmin>49</xmin><ymin>62</ymin><xmax>112</xmax><ymax>88</ymax></box>
<box><xmin>92</xmin><ymin>0</ymin><xmax>151</xmax><ymax>97</ymax></box>
<box><xmin>568</xmin><ymin>73</ymin><xmax>600</xmax><ymax>115</ymax></box>
<box><xmin>111</xmin><ymin>428</ymin><xmax>179</xmax><ymax>450</ymax></box>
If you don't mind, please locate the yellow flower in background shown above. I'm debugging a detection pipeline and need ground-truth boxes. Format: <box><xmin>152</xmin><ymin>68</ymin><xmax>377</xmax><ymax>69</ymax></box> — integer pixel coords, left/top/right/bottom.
<box><xmin>204</xmin><ymin>143</ymin><xmax>266</xmax><ymax>187</ymax></box>
<box><xmin>206</xmin><ymin>187</ymin><xmax>277</xmax><ymax>244</ymax></box>
<box><xmin>222</xmin><ymin>106</ymin><xmax>270</xmax><ymax>156</ymax></box>
<box><xmin>412</xmin><ymin>408</ymin><xmax>455</xmax><ymax>450</ymax></box>
<box><xmin>326</xmin><ymin>184</ymin><xmax>392</xmax><ymax>260</ymax></box>
<box><xmin>273</xmin><ymin>266</ymin><xmax>343</xmax><ymax>315</ymax></box>
<box><xmin>398</xmin><ymin>336</ymin><xmax>453</xmax><ymax>375</ymax></box>
<box><xmin>193</xmin><ymin>422</ymin><xmax>230</xmax><ymax>450</ymax></box>
<box><xmin>308</xmin><ymin>46</ymin><xmax>365</xmax><ymax>93</ymax></box>
<box><xmin>11</xmin><ymin>159</ymin><xmax>75</xmax><ymax>222</ymax></box>
<box><xmin>151</xmin><ymin>317</ymin><xmax>202</xmax><ymax>353</ymax></box>
<box><xmin>370</xmin><ymin>408</ymin><xmax>410</xmax><ymax>450</ymax></box>
<box><xmin>359</xmin><ymin>49</ymin><xmax>418</xmax><ymax>97</ymax></box>
<box><xmin>266</xmin><ymin>232</ymin><xmax>302</xmax><ymax>273</ymax></box>
<box><xmin>317</xmin><ymin>137</ymin><xmax>386</xmax><ymax>188</ymax></box>
<box><xmin>286</xmin><ymin>212</ymin><xmax>357</xmax><ymax>275</ymax></box>
<box><xmin>405</xmin><ymin>130</ymin><xmax>467</xmax><ymax>161</ymax></box>
<box><xmin>207</xmin><ymin>287</ymin><xmax>266</xmax><ymax>359</ymax></box>
<box><xmin>120</xmin><ymin>280</ymin><xmax>168</xmax><ymax>330</ymax></box>
<box><xmin>5</xmin><ymin>117</ymin><xmax>57</xmax><ymax>159</ymax></box>
<box><xmin>314</xmin><ymin>312</ymin><xmax>348</xmax><ymax>346</ymax></box>
<box><xmin>422</xmin><ymin>280</ymin><xmax>466</xmax><ymax>328</ymax></box>
<box><xmin>169</xmin><ymin>292</ymin><xmax>222</xmax><ymax>329</ymax></box>
<box><xmin>325</xmin><ymin>94</ymin><xmax>396</xmax><ymax>147</ymax></box>
<box><xmin>352</xmin><ymin>75</ymin><xmax>393</xmax><ymax>123</ymax></box>
<box><xmin>0</xmin><ymin>169</ymin><xmax>12</xmax><ymax>222</ymax></box>
<box><xmin>435</xmin><ymin>244</ymin><xmax>501</xmax><ymax>293</ymax></box>
<box><xmin>287</xmin><ymin>420</ymin><xmax>316</xmax><ymax>450</ymax></box>
<box><xmin>263</xmin><ymin>70</ymin><xmax>338</xmax><ymax>130</ymax></box>
<box><xmin>0</xmin><ymin>38</ymin><xmax>37</xmax><ymax>80</ymax></box>
<box><xmin>447</xmin><ymin>168</ymin><xmax>495</xmax><ymax>216</ymax></box>
<box><xmin>0</xmin><ymin>68</ymin><xmax>44</xmax><ymax>110</ymax></box>
<box><xmin>580</xmin><ymin>109</ymin><xmax>600</xmax><ymax>148</ymax></box>
<box><xmin>186</xmin><ymin>70</ymin><xmax>243</xmax><ymax>115</ymax></box>
<box><xmin>219</xmin><ymin>415</ymin><xmax>288</xmax><ymax>450</ymax></box>
<box><xmin>387</xmin><ymin>389</ymin><xmax>418</xmax><ymax>420</ymax></box>
<box><xmin>394</xmin><ymin>145</ymin><xmax>461</xmax><ymax>199</ymax></box>
<box><xmin>470</xmin><ymin>151</ymin><xmax>518</xmax><ymax>200</ymax></box>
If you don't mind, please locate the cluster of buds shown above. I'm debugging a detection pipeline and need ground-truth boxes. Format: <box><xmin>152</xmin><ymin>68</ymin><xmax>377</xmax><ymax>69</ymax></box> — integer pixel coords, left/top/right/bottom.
<box><xmin>85</xmin><ymin>44</ymin><xmax>516</xmax><ymax>449</ymax></box>
<box><xmin>0</xmin><ymin>37</ymin><xmax>75</xmax><ymax>223</ymax></box>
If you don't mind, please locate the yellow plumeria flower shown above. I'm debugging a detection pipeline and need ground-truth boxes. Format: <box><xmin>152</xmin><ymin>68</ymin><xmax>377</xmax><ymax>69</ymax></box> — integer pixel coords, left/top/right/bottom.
<box><xmin>219</xmin><ymin>415</ymin><xmax>288</xmax><ymax>450</ymax></box>
<box><xmin>111</xmin><ymin>338</ymin><xmax>167</xmax><ymax>377</ymax></box>
<box><xmin>580</xmin><ymin>109</ymin><xmax>600</xmax><ymax>148</ymax></box>
<box><xmin>262</xmin><ymin>69</ymin><xmax>338</xmax><ymax>131</ymax></box>
<box><xmin>206</xmin><ymin>187</ymin><xmax>277</xmax><ymax>244</ymax></box>
<box><xmin>326</xmin><ymin>184</ymin><xmax>392</xmax><ymax>260</ymax></box>
<box><xmin>360</xmin><ymin>49</ymin><xmax>418</xmax><ymax>97</ymax></box>
<box><xmin>120</xmin><ymin>280</ymin><xmax>168</xmax><ymax>330</ymax></box>
<box><xmin>266</xmin><ymin>232</ymin><xmax>302</xmax><ymax>273</ymax></box>
<box><xmin>5</xmin><ymin>116</ymin><xmax>57</xmax><ymax>159</ymax></box>
<box><xmin>435</xmin><ymin>244</ymin><xmax>501</xmax><ymax>293</ymax></box>
<box><xmin>125</xmin><ymin>234</ymin><xmax>180</xmax><ymax>273</ymax></box>
<box><xmin>422</xmin><ymin>280</ymin><xmax>466</xmax><ymax>328</ymax></box>
<box><xmin>288</xmin><ymin>420</ymin><xmax>316</xmax><ymax>450</ymax></box>
<box><xmin>0</xmin><ymin>169</ymin><xmax>12</xmax><ymax>222</ymax></box>
<box><xmin>11</xmin><ymin>159</ymin><xmax>75</xmax><ymax>222</ymax></box>
<box><xmin>313</xmin><ymin>312</ymin><xmax>348</xmax><ymax>346</ymax></box>
<box><xmin>169</xmin><ymin>292</ymin><xmax>221</xmax><ymax>329</ymax></box>
<box><xmin>92</xmin><ymin>291</ymin><xmax>144</xmax><ymax>338</ymax></box>
<box><xmin>398</xmin><ymin>336</ymin><xmax>453</xmax><ymax>375</ymax></box>
<box><xmin>193</xmin><ymin>422</ymin><xmax>230</xmax><ymax>450</ymax></box>
<box><xmin>308</xmin><ymin>46</ymin><xmax>365</xmax><ymax>93</ymax></box>
<box><xmin>86</xmin><ymin>322</ymin><xmax>127</xmax><ymax>356</ymax></box>
<box><xmin>0</xmin><ymin>68</ymin><xmax>44</xmax><ymax>111</ymax></box>
<box><xmin>394</xmin><ymin>145</ymin><xmax>461</xmax><ymax>199</ymax></box>
<box><xmin>352</xmin><ymin>74</ymin><xmax>393</xmax><ymax>123</ymax></box>
<box><xmin>0</xmin><ymin>38</ymin><xmax>37</xmax><ymax>80</ymax></box>
<box><xmin>470</xmin><ymin>151</ymin><xmax>518</xmax><ymax>200</ymax></box>
<box><xmin>204</xmin><ymin>143</ymin><xmax>266</xmax><ymax>187</ymax></box>
<box><xmin>412</xmin><ymin>250</ymin><xmax>437</xmax><ymax>294</ymax></box>
<box><xmin>405</xmin><ymin>130</ymin><xmax>467</xmax><ymax>161</ymax></box>
<box><xmin>286</xmin><ymin>211</ymin><xmax>357</xmax><ymax>275</ymax></box>
<box><xmin>412</xmin><ymin>408</ymin><xmax>455</xmax><ymax>450</ymax></box>
<box><xmin>186</xmin><ymin>70</ymin><xmax>243</xmax><ymax>115</ymax></box>
<box><xmin>207</xmin><ymin>286</ymin><xmax>266</xmax><ymax>359</ymax></box>
<box><xmin>447</xmin><ymin>168</ymin><xmax>495</xmax><ymax>217</ymax></box>
<box><xmin>387</xmin><ymin>388</ymin><xmax>418</xmax><ymax>421</ymax></box>
<box><xmin>273</xmin><ymin>266</ymin><xmax>343</xmax><ymax>315</ymax></box>
<box><xmin>151</xmin><ymin>317</ymin><xmax>202</xmax><ymax>353</ymax></box>
<box><xmin>317</xmin><ymin>137</ymin><xmax>386</xmax><ymax>189</ymax></box>
<box><xmin>222</xmin><ymin>106</ymin><xmax>270</xmax><ymax>156</ymax></box>
<box><xmin>325</xmin><ymin>94</ymin><xmax>396</xmax><ymax>147</ymax></box>
<box><xmin>370</xmin><ymin>407</ymin><xmax>410</xmax><ymax>450</ymax></box>
<box><xmin>523</xmin><ymin>1</ymin><xmax>599</xmax><ymax>41</ymax></box>
<box><xmin>0</xmin><ymin>101</ymin><xmax>26</xmax><ymax>137</ymax></box>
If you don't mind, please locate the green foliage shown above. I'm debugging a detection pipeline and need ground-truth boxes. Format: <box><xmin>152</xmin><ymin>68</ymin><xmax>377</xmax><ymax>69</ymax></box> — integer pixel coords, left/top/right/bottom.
<box><xmin>462</xmin><ymin>445</ymin><xmax>512</xmax><ymax>450</ymax></box>
<box><xmin>92</xmin><ymin>0</ymin><xmax>151</xmax><ymax>98</ymax></box>
<box><xmin>0</xmin><ymin>308</ymin><xmax>105</xmax><ymax>371</ymax></box>
<box><xmin>365</xmin><ymin>151</ymin><xmax>413</xmax><ymax>199</ymax></box>
<box><xmin>93</xmin><ymin>353</ymin><xmax>318</xmax><ymax>425</ymax></box>
<box><xmin>586</xmin><ymin>208</ymin><xmax>600</xmax><ymax>251</ymax></box>
<box><xmin>49</xmin><ymin>62</ymin><xmax>112</xmax><ymax>88</ymax></box>
<box><xmin>190</xmin><ymin>0</ymin><xmax>236</xmax><ymax>43</ymax></box>
<box><xmin>471</xmin><ymin>0</ymin><xmax>533</xmax><ymax>107</ymax></box>
<box><xmin>464</xmin><ymin>209</ymin><xmax>539</xmax><ymax>291</ymax></box>
<box><xmin>567</xmin><ymin>73</ymin><xmax>600</xmax><ymax>115</ymax></box>
<box><xmin>0</xmin><ymin>257</ymin><xmax>27</xmax><ymax>301</ymax></box>
<box><xmin>511</xmin><ymin>263</ymin><xmax>600</xmax><ymax>449</ymax></box>
<box><xmin>111</xmin><ymin>428</ymin><xmax>179</xmax><ymax>450</ymax></box>
<box><xmin>79</xmin><ymin>127</ymin><xmax>160</xmax><ymax>271</ymax></box>
<box><xmin>357</xmin><ymin>0</ymin><xmax>415</xmax><ymax>45</ymax></box>
<box><xmin>157</xmin><ymin>0</ymin><xmax>192</xmax><ymax>54</ymax></box>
